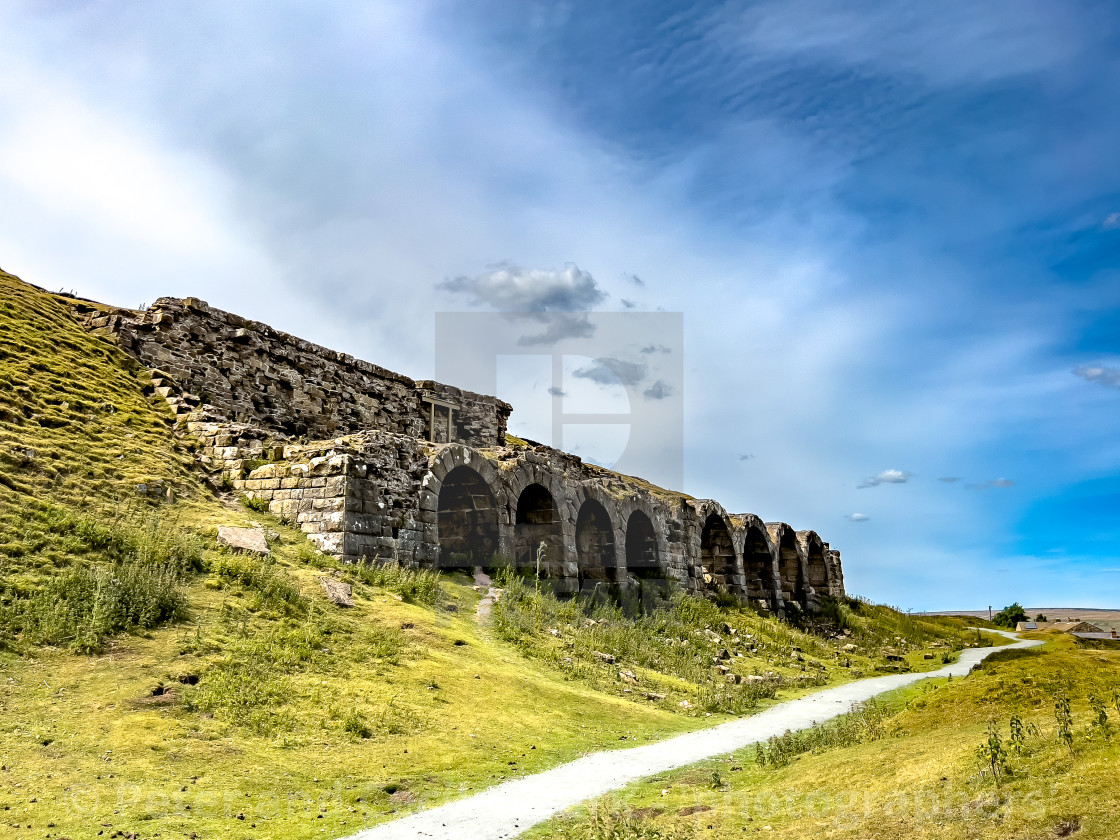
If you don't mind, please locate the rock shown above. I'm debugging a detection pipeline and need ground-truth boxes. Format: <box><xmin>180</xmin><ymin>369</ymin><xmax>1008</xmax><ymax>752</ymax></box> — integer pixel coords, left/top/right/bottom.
<box><xmin>714</xmin><ymin>664</ymin><xmax>730</xmax><ymax>675</ymax></box>
<box><xmin>885</xmin><ymin>653</ymin><xmax>905</xmax><ymax>662</ymax></box>
<box><xmin>725</xmin><ymin>673</ymin><xmax>742</xmax><ymax>684</ymax></box>
<box><xmin>548</xmin><ymin>628</ymin><xmax>561</xmax><ymax>637</ymax></box>
<box><xmin>619</xmin><ymin>669</ymin><xmax>639</xmax><ymax>684</ymax></box>
<box><xmin>593</xmin><ymin>651</ymin><xmax>616</xmax><ymax>664</ymax></box>
<box><xmin>923</xmin><ymin>653</ymin><xmax>935</xmax><ymax>660</ymax></box>
<box><xmin>842</xmin><ymin>643</ymin><xmax>858</xmax><ymax>652</ymax></box>
<box><xmin>646</xmin><ymin>692</ymin><xmax>666</xmax><ymax>701</ymax></box>
<box><xmin>718</xmin><ymin>648</ymin><xmax>731</xmax><ymax>660</ymax></box>
<box><xmin>216</xmin><ymin>526</ymin><xmax>270</xmax><ymax>556</ymax></box>
<box><xmin>678</xmin><ymin>700</ymin><xmax>693</xmax><ymax>709</ymax></box>
<box><xmin>320</xmin><ymin>577</ymin><xmax>353</xmax><ymax>607</ymax></box>
<box><xmin>719</xmin><ymin>622</ymin><xmax>733</xmax><ymax>635</ymax></box>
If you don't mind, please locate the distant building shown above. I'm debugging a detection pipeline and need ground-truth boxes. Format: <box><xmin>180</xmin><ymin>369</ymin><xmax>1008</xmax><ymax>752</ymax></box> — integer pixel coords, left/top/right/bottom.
<box><xmin>1050</xmin><ymin>621</ymin><xmax>1104</xmax><ymax>634</ymax></box>
<box><xmin>1073</xmin><ymin>631</ymin><xmax>1119</xmax><ymax>641</ymax></box>
<box><xmin>1015</xmin><ymin>621</ymin><xmax>1038</xmax><ymax>631</ymax></box>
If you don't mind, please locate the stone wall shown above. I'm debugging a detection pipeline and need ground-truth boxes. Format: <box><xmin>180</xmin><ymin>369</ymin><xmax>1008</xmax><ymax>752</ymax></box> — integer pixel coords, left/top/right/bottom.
<box><xmin>227</xmin><ymin>430</ymin><xmax>845</xmax><ymax>613</ymax></box>
<box><xmin>63</xmin><ymin>287</ymin><xmax>847</xmax><ymax>613</ymax></box>
<box><xmin>68</xmin><ymin>296</ymin><xmax>511</xmax><ymax>447</ymax></box>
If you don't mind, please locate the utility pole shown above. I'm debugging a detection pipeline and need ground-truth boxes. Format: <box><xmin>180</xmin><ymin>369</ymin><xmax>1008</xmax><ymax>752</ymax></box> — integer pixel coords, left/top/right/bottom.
<box><xmin>988</xmin><ymin>605</ymin><xmax>993</xmax><ymax>622</ymax></box>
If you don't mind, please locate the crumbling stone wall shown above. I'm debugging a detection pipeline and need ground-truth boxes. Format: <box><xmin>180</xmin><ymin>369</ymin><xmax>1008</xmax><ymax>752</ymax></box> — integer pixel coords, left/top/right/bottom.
<box><xmin>63</xmin><ymin>289</ymin><xmax>846</xmax><ymax>612</ymax></box>
<box><xmin>69</xmin><ymin>296</ymin><xmax>511</xmax><ymax>446</ymax></box>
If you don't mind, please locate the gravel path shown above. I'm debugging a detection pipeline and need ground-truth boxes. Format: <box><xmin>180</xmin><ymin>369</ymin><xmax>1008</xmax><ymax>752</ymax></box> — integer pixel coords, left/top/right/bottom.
<box><xmin>345</xmin><ymin>630</ymin><xmax>1037</xmax><ymax>840</ymax></box>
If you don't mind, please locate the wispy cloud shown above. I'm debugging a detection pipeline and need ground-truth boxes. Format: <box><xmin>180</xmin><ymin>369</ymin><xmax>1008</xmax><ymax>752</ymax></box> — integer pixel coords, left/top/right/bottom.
<box><xmin>1103</xmin><ymin>212</ymin><xmax>1120</xmax><ymax>230</ymax></box>
<box><xmin>967</xmin><ymin>478</ymin><xmax>1016</xmax><ymax>490</ymax></box>
<box><xmin>641</xmin><ymin>344</ymin><xmax>671</xmax><ymax>354</ymax></box>
<box><xmin>938</xmin><ymin>477</ymin><xmax>963</xmax><ymax>483</ymax></box>
<box><xmin>858</xmin><ymin>469</ymin><xmax>912</xmax><ymax>489</ymax></box>
<box><xmin>1073</xmin><ymin>365</ymin><xmax>1120</xmax><ymax>389</ymax></box>
<box><xmin>547</xmin><ymin>386</ymin><xmax>566</xmax><ymax>397</ymax></box>
<box><xmin>739</xmin><ymin>454</ymin><xmax>754</xmax><ymax>461</ymax></box>
<box><xmin>846</xmin><ymin>513</ymin><xmax>870</xmax><ymax>522</ymax></box>
<box><xmin>643</xmin><ymin>379</ymin><xmax>673</xmax><ymax>400</ymax></box>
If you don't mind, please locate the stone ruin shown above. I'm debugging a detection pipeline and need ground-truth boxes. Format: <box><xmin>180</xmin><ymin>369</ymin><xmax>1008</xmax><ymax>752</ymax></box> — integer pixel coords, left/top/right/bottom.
<box><xmin>67</xmin><ymin>294</ymin><xmax>845</xmax><ymax>614</ymax></box>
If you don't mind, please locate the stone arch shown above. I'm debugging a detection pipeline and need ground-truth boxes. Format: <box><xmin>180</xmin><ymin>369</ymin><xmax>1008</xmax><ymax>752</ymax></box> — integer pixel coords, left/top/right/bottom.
<box><xmin>768</xmin><ymin>523</ymin><xmax>805</xmax><ymax>607</ymax></box>
<box><xmin>514</xmin><ymin>483</ymin><xmax>562</xmax><ymax>574</ymax></box>
<box><xmin>741</xmin><ymin>521</ymin><xmax>778</xmax><ymax>609</ymax></box>
<box><xmin>575</xmin><ymin>497</ymin><xmax>617</xmax><ymax>587</ymax></box>
<box><xmin>433</xmin><ymin>457</ymin><xmax>501</xmax><ymax>571</ymax></box>
<box><xmin>799</xmin><ymin>530</ymin><xmax>828</xmax><ymax>604</ymax></box>
<box><xmin>624</xmin><ymin>509</ymin><xmax>661</xmax><ymax>579</ymax></box>
<box><xmin>700</xmin><ymin>512</ymin><xmax>739</xmax><ymax>592</ymax></box>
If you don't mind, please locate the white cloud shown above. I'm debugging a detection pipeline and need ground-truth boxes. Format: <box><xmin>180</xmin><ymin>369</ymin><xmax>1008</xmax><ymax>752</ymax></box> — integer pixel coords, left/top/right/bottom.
<box><xmin>1103</xmin><ymin>212</ymin><xmax>1120</xmax><ymax>230</ymax></box>
<box><xmin>1074</xmin><ymin>365</ymin><xmax>1120</xmax><ymax>389</ymax></box>
<box><xmin>858</xmin><ymin>468</ymin><xmax>912</xmax><ymax>489</ymax></box>
<box><xmin>847</xmin><ymin>513</ymin><xmax>870</xmax><ymax>522</ymax></box>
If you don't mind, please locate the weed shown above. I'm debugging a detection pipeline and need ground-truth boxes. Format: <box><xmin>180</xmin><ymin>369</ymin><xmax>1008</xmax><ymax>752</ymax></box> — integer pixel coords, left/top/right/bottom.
<box><xmin>242</xmin><ymin>495</ymin><xmax>270</xmax><ymax>513</ymax></box>
<box><xmin>977</xmin><ymin>720</ymin><xmax>1009</xmax><ymax>788</ymax></box>
<box><xmin>1055</xmin><ymin>692</ymin><xmax>1075</xmax><ymax>753</ymax></box>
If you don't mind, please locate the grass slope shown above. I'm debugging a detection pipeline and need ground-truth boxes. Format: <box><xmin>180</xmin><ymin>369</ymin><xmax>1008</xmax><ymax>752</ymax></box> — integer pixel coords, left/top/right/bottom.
<box><xmin>531</xmin><ymin>633</ymin><xmax>1120</xmax><ymax>840</ymax></box>
<box><xmin>0</xmin><ymin>271</ymin><xmax>999</xmax><ymax>839</ymax></box>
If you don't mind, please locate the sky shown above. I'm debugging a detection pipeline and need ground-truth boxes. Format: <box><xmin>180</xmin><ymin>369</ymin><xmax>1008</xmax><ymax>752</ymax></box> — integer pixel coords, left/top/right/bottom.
<box><xmin>1</xmin><ymin>0</ymin><xmax>1118</xmax><ymax>609</ymax></box>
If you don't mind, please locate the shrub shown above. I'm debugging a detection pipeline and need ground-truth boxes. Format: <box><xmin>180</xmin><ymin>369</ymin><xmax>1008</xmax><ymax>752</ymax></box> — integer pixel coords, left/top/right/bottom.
<box><xmin>992</xmin><ymin>602</ymin><xmax>1028</xmax><ymax>628</ymax></box>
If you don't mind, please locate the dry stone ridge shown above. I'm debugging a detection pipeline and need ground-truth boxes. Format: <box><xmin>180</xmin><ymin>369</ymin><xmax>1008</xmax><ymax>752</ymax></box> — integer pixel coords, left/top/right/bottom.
<box><xmin>68</xmin><ymin>294</ymin><xmax>845</xmax><ymax>613</ymax></box>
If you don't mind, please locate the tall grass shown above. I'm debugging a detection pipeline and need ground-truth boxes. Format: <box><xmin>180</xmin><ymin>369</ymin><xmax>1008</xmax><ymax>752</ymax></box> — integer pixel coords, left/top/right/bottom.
<box><xmin>492</xmin><ymin>573</ymin><xmax>803</xmax><ymax>714</ymax></box>
<box><xmin>0</xmin><ymin>507</ymin><xmax>202</xmax><ymax>653</ymax></box>
<box><xmin>754</xmin><ymin>698</ymin><xmax>892</xmax><ymax>768</ymax></box>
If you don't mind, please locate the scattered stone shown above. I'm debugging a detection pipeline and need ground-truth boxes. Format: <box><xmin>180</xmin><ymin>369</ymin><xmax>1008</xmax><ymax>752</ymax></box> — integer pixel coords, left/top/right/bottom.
<box><xmin>216</xmin><ymin>526</ymin><xmax>269</xmax><ymax>556</ymax></box>
<box><xmin>645</xmin><ymin>692</ymin><xmax>666</xmax><ymax>701</ymax></box>
<box><xmin>885</xmin><ymin>653</ymin><xmax>905</xmax><ymax>662</ymax></box>
<box><xmin>619</xmin><ymin>669</ymin><xmax>639</xmax><ymax>684</ymax></box>
<box><xmin>593</xmin><ymin>651</ymin><xmax>616</xmax><ymax>664</ymax></box>
<box><xmin>842</xmin><ymin>643</ymin><xmax>858</xmax><ymax>652</ymax></box>
<box><xmin>320</xmin><ymin>577</ymin><xmax>354</xmax><ymax>607</ymax></box>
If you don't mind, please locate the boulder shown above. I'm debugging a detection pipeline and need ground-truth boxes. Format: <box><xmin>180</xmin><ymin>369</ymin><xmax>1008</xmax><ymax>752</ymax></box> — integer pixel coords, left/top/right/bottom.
<box><xmin>320</xmin><ymin>577</ymin><xmax>354</xmax><ymax>607</ymax></box>
<box><xmin>217</xmin><ymin>526</ymin><xmax>269</xmax><ymax>556</ymax></box>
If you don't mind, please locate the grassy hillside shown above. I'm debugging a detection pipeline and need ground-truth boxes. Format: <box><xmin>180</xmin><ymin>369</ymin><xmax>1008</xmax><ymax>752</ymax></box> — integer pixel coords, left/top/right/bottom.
<box><xmin>0</xmin><ymin>271</ymin><xmax>1001</xmax><ymax>839</ymax></box>
<box><xmin>530</xmin><ymin>632</ymin><xmax>1120</xmax><ymax>840</ymax></box>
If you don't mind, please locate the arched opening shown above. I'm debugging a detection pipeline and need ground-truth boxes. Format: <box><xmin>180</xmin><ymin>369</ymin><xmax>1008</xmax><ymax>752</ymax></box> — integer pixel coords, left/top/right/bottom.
<box><xmin>436</xmin><ymin>466</ymin><xmax>499</xmax><ymax>570</ymax></box>
<box><xmin>576</xmin><ymin>499</ymin><xmax>617</xmax><ymax>587</ymax></box>
<box><xmin>624</xmin><ymin>510</ymin><xmax>661</xmax><ymax>579</ymax></box>
<box><xmin>515</xmin><ymin>483</ymin><xmax>560</xmax><ymax>576</ymax></box>
<box><xmin>804</xmin><ymin>533</ymin><xmax>828</xmax><ymax>595</ymax></box>
<box><xmin>701</xmin><ymin>514</ymin><xmax>738</xmax><ymax>591</ymax></box>
<box><xmin>776</xmin><ymin>527</ymin><xmax>804</xmax><ymax>606</ymax></box>
<box><xmin>743</xmin><ymin>525</ymin><xmax>777</xmax><ymax>608</ymax></box>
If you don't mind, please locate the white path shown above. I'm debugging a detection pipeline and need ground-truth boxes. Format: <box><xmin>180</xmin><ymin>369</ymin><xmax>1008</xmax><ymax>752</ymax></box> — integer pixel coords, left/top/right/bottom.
<box><xmin>345</xmin><ymin>630</ymin><xmax>1038</xmax><ymax>840</ymax></box>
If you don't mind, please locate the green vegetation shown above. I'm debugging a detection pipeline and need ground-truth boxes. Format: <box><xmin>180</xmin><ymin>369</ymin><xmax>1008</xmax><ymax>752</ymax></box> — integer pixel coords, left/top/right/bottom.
<box><xmin>992</xmin><ymin>601</ymin><xmax>1028</xmax><ymax>628</ymax></box>
<box><xmin>528</xmin><ymin>634</ymin><xmax>1120</xmax><ymax>840</ymax></box>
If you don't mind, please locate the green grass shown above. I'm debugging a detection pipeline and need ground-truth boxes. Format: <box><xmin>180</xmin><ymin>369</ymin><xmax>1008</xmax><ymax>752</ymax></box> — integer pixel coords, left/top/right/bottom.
<box><xmin>527</xmin><ymin>633</ymin><xmax>1120</xmax><ymax>840</ymax></box>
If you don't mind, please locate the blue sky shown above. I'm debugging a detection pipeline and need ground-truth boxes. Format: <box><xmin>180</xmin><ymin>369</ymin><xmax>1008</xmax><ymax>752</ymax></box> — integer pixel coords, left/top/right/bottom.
<box><xmin>1</xmin><ymin>1</ymin><xmax>1118</xmax><ymax>609</ymax></box>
